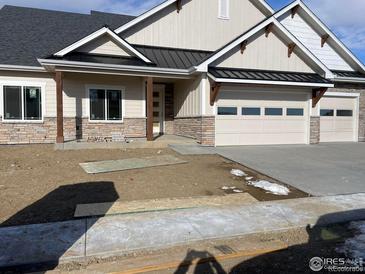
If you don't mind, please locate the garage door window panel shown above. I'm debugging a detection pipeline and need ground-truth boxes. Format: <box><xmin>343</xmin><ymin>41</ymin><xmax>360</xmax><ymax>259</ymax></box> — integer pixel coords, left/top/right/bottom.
<box><xmin>320</xmin><ymin>109</ymin><xmax>334</xmax><ymax>117</ymax></box>
<box><xmin>265</xmin><ymin>108</ymin><xmax>283</xmax><ymax>116</ymax></box>
<box><xmin>337</xmin><ymin>110</ymin><xmax>353</xmax><ymax>117</ymax></box>
<box><xmin>242</xmin><ymin>107</ymin><xmax>261</xmax><ymax>116</ymax></box>
<box><xmin>287</xmin><ymin>108</ymin><xmax>304</xmax><ymax>116</ymax></box>
<box><xmin>218</xmin><ymin>107</ymin><xmax>237</xmax><ymax>115</ymax></box>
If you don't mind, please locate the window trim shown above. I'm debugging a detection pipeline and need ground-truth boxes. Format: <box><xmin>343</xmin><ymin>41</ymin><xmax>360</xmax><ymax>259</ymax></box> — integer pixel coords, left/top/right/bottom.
<box><xmin>86</xmin><ymin>85</ymin><xmax>125</xmax><ymax>123</ymax></box>
<box><xmin>0</xmin><ymin>81</ymin><xmax>45</xmax><ymax>123</ymax></box>
<box><xmin>218</xmin><ymin>0</ymin><xmax>230</xmax><ymax>20</ymax></box>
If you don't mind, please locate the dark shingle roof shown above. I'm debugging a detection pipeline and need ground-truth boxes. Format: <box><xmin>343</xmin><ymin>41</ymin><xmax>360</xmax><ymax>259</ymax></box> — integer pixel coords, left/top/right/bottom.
<box><xmin>333</xmin><ymin>70</ymin><xmax>365</xmax><ymax>79</ymax></box>
<box><xmin>0</xmin><ymin>5</ymin><xmax>135</xmax><ymax>67</ymax></box>
<box><xmin>133</xmin><ymin>45</ymin><xmax>213</xmax><ymax>69</ymax></box>
<box><xmin>209</xmin><ymin>67</ymin><xmax>332</xmax><ymax>84</ymax></box>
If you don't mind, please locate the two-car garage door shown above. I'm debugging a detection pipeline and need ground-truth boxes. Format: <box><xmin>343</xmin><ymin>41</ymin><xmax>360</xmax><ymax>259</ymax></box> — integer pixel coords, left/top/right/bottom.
<box><xmin>215</xmin><ymin>90</ymin><xmax>309</xmax><ymax>146</ymax></box>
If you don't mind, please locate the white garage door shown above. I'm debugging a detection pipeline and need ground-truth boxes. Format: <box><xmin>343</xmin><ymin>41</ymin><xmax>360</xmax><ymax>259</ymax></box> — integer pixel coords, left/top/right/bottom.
<box><xmin>320</xmin><ymin>96</ymin><xmax>357</xmax><ymax>142</ymax></box>
<box><xmin>215</xmin><ymin>91</ymin><xmax>309</xmax><ymax>146</ymax></box>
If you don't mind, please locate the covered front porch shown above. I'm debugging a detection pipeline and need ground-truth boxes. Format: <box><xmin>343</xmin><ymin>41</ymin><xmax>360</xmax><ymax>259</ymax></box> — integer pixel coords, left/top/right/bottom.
<box><xmin>50</xmin><ymin>69</ymin><xmax>206</xmax><ymax>146</ymax></box>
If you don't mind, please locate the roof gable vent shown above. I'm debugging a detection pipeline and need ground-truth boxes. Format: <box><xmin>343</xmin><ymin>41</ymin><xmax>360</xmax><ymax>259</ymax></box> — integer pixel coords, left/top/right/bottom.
<box><xmin>218</xmin><ymin>0</ymin><xmax>230</xmax><ymax>20</ymax></box>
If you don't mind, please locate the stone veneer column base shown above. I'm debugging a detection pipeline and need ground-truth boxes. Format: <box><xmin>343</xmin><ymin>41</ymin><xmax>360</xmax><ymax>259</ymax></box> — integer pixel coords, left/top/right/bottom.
<box><xmin>173</xmin><ymin>116</ymin><xmax>215</xmax><ymax>146</ymax></box>
<box><xmin>310</xmin><ymin>116</ymin><xmax>320</xmax><ymax>144</ymax></box>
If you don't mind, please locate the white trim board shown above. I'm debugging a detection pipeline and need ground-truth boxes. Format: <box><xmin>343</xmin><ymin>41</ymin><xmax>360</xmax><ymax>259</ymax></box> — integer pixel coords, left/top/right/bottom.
<box><xmin>208</xmin><ymin>73</ymin><xmax>334</xmax><ymax>88</ymax></box>
<box><xmin>54</xmin><ymin>27</ymin><xmax>152</xmax><ymax>64</ymax></box>
<box><xmin>114</xmin><ymin>0</ymin><xmax>274</xmax><ymax>34</ymax></box>
<box><xmin>324</xmin><ymin>92</ymin><xmax>360</xmax><ymax>98</ymax></box>
<box><xmin>275</xmin><ymin>0</ymin><xmax>365</xmax><ymax>73</ymax></box>
<box><xmin>196</xmin><ymin>17</ymin><xmax>333</xmax><ymax>78</ymax></box>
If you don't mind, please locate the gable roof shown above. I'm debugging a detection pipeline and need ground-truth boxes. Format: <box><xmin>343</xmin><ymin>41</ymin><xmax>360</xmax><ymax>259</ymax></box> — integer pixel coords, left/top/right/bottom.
<box><xmin>53</xmin><ymin>27</ymin><xmax>152</xmax><ymax>63</ymax></box>
<box><xmin>0</xmin><ymin>5</ymin><xmax>135</xmax><ymax>67</ymax></box>
<box><xmin>196</xmin><ymin>16</ymin><xmax>333</xmax><ymax>78</ymax></box>
<box><xmin>274</xmin><ymin>0</ymin><xmax>365</xmax><ymax>73</ymax></box>
<box><xmin>114</xmin><ymin>0</ymin><xmax>274</xmax><ymax>34</ymax></box>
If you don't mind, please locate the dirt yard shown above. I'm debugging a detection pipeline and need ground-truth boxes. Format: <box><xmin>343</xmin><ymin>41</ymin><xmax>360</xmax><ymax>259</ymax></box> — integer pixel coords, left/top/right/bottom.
<box><xmin>0</xmin><ymin>145</ymin><xmax>308</xmax><ymax>227</ymax></box>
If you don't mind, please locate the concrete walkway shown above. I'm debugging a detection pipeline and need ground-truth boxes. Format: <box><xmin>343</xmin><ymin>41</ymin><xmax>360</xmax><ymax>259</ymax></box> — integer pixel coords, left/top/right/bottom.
<box><xmin>1</xmin><ymin>194</ymin><xmax>365</xmax><ymax>268</ymax></box>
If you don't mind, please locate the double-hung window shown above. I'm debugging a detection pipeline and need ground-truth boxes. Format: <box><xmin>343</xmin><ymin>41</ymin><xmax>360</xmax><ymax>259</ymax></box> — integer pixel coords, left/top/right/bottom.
<box><xmin>2</xmin><ymin>85</ymin><xmax>42</xmax><ymax>121</ymax></box>
<box><xmin>89</xmin><ymin>88</ymin><xmax>123</xmax><ymax>121</ymax></box>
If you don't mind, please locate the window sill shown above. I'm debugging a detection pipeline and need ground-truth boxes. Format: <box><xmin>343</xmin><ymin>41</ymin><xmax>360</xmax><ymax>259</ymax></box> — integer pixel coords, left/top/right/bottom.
<box><xmin>88</xmin><ymin>120</ymin><xmax>124</xmax><ymax>124</ymax></box>
<box><xmin>1</xmin><ymin>120</ymin><xmax>44</xmax><ymax>124</ymax></box>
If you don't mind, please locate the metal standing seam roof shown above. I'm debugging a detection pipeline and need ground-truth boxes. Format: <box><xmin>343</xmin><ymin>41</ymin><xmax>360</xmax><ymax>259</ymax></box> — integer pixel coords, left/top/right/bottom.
<box><xmin>133</xmin><ymin>45</ymin><xmax>213</xmax><ymax>69</ymax></box>
<box><xmin>333</xmin><ymin>70</ymin><xmax>365</xmax><ymax>79</ymax></box>
<box><xmin>209</xmin><ymin>67</ymin><xmax>333</xmax><ymax>84</ymax></box>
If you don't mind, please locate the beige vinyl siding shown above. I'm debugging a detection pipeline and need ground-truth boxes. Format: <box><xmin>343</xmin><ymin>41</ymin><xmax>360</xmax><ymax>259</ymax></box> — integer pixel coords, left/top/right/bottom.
<box><xmin>123</xmin><ymin>0</ymin><xmax>266</xmax><ymax>51</ymax></box>
<box><xmin>77</xmin><ymin>34</ymin><xmax>132</xmax><ymax>57</ymax></box>
<box><xmin>0</xmin><ymin>71</ymin><xmax>56</xmax><ymax>117</ymax></box>
<box><xmin>216</xmin><ymin>31</ymin><xmax>315</xmax><ymax>73</ymax></box>
<box><xmin>174</xmin><ymin>76</ymin><xmax>202</xmax><ymax>117</ymax></box>
<box><xmin>63</xmin><ymin>73</ymin><xmax>144</xmax><ymax>118</ymax></box>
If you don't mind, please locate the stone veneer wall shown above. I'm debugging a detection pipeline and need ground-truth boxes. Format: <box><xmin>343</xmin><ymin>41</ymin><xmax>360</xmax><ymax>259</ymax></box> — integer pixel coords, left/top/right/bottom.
<box><xmin>309</xmin><ymin>116</ymin><xmax>320</xmax><ymax>144</ymax></box>
<box><xmin>0</xmin><ymin>117</ymin><xmax>146</xmax><ymax>144</ymax></box>
<box><xmin>173</xmin><ymin>116</ymin><xmax>215</xmax><ymax>146</ymax></box>
<box><xmin>80</xmin><ymin>118</ymin><xmax>146</xmax><ymax>140</ymax></box>
<box><xmin>329</xmin><ymin>84</ymin><xmax>365</xmax><ymax>142</ymax></box>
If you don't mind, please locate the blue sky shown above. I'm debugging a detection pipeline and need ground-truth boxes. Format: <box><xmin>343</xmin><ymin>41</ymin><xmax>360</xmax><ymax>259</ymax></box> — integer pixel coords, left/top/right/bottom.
<box><xmin>0</xmin><ymin>0</ymin><xmax>364</xmax><ymax>63</ymax></box>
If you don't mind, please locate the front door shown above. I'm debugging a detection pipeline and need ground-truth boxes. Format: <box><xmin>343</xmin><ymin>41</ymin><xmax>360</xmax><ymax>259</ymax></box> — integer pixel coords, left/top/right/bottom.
<box><xmin>153</xmin><ymin>84</ymin><xmax>165</xmax><ymax>135</ymax></box>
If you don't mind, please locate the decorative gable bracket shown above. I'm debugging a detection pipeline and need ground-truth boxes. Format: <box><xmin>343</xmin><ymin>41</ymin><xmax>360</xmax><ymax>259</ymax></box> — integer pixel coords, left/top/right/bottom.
<box><xmin>321</xmin><ymin>34</ymin><xmax>330</xmax><ymax>48</ymax></box>
<box><xmin>210</xmin><ymin>82</ymin><xmax>221</xmax><ymax>106</ymax></box>
<box><xmin>265</xmin><ymin>23</ymin><xmax>274</xmax><ymax>37</ymax></box>
<box><xmin>240</xmin><ymin>40</ymin><xmax>248</xmax><ymax>54</ymax></box>
<box><xmin>312</xmin><ymin>87</ymin><xmax>328</xmax><ymax>108</ymax></box>
<box><xmin>176</xmin><ymin>0</ymin><xmax>182</xmax><ymax>13</ymax></box>
<box><xmin>291</xmin><ymin>5</ymin><xmax>300</xmax><ymax>18</ymax></box>
<box><xmin>288</xmin><ymin>43</ymin><xmax>296</xmax><ymax>58</ymax></box>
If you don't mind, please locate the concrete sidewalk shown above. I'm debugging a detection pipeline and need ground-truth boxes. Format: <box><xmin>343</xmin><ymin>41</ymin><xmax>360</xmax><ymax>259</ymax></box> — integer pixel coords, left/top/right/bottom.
<box><xmin>1</xmin><ymin>194</ymin><xmax>365</xmax><ymax>268</ymax></box>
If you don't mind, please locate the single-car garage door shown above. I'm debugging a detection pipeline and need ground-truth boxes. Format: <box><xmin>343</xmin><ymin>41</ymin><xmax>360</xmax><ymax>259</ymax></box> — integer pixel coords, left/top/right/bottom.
<box><xmin>215</xmin><ymin>90</ymin><xmax>309</xmax><ymax>146</ymax></box>
<box><xmin>320</xmin><ymin>96</ymin><xmax>357</xmax><ymax>142</ymax></box>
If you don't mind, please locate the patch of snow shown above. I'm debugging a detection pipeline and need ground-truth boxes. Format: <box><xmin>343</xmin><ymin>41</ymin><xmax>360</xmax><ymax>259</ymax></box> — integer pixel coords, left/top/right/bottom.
<box><xmin>245</xmin><ymin>177</ymin><xmax>253</xmax><ymax>181</ymax></box>
<box><xmin>221</xmin><ymin>186</ymin><xmax>236</xmax><ymax>190</ymax></box>
<box><xmin>247</xmin><ymin>180</ymin><xmax>290</xmax><ymax>196</ymax></box>
<box><xmin>336</xmin><ymin>221</ymin><xmax>365</xmax><ymax>262</ymax></box>
<box><xmin>230</xmin><ymin>169</ymin><xmax>247</xmax><ymax>177</ymax></box>
<box><xmin>233</xmin><ymin>189</ymin><xmax>243</xmax><ymax>193</ymax></box>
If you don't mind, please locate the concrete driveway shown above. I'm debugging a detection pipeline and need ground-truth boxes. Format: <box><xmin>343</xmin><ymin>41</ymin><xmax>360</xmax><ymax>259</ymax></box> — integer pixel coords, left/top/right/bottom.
<box><xmin>215</xmin><ymin>143</ymin><xmax>365</xmax><ymax>196</ymax></box>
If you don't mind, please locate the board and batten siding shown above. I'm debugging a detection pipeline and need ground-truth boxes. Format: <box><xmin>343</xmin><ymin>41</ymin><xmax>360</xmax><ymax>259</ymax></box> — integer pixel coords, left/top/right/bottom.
<box><xmin>62</xmin><ymin>73</ymin><xmax>145</xmax><ymax>118</ymax></box>
<box><xmin>123</xmin><ymin>0</ymin><xmax>266</xmax><ymax>51</ymax></box>
<box><xmin>0</xmin><ymin>71</ymin><xmax>56</xmax><ymax>118</ymax></box>
<box><xmin>77</xmin><ymin>34</ymin><xmax>132</xmax><ymax>57</ymax></box>
<box><xmin>279</xmin><ymin>13</ymin><xmax>354</xmax><ymax>71</ymax></box>
<box><xmin>215</xmin><ymin>30</ymin><xmax>315</xmax><ymax>73</ymax></box>
<box><xmin>174</xmin><ymin>76</ymin><xmax>202</xmax><ymax>117</ymax></box>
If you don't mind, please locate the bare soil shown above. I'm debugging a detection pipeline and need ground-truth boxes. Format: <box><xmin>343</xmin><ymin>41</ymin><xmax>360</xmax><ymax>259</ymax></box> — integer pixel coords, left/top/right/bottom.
<box><xmin>0</xmin><ymin>145</ymin><xmax>308</xmax><ymax>227</ymax></box>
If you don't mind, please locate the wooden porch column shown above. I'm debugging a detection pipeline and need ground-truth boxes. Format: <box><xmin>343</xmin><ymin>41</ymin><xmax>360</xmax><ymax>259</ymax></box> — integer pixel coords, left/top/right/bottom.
<box><xmin>146</xmin><ymin>77</ymin><xmax>154</xmax><ymax>141</ymax></box>
<box><xmin>55</xmin><ymin>71</ymin><xmax>64</xmax><ymax>143</ymax></box>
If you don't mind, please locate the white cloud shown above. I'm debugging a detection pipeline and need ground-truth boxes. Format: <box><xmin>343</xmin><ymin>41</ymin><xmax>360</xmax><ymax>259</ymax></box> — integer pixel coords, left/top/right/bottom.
<box><xmin>305</xmin><ymin>0</ymin><xmax>365</xmax><ymax>50</ymax></box>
